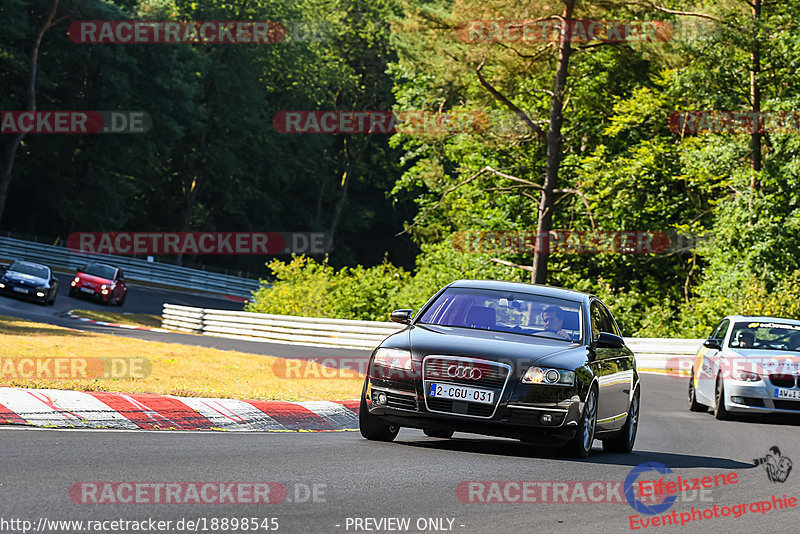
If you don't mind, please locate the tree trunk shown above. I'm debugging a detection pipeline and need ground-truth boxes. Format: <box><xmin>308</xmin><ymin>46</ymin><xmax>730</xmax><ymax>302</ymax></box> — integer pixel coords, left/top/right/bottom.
<box><xmin>532</xmin><ymin>0</ymin><xmax>575</xmax><ymax>284</ymax></box>
<box><xmin>749</xmin><ymin>0</ymin><xmax>762</xmax><ymax>178</ymax></box>
<box><xmin>0</xmin><ymin>0</ymin><xmax>60</xmax><ymax>225</ymax></box>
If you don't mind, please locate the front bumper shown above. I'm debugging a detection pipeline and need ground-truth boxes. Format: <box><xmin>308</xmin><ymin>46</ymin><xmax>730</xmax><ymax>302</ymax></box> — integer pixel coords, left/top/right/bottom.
<box><xmin>0</xmin><ymin>283</ymin><xmax>47</xmax><ymax>301</ymax></box>
<box><xmin>71</xmin><ymin>284</ymin><xmax>107</xmax><ymax>300</ymax></box>
<box><xmin>724</xmin><ymin>379</ymin><xmax>800</xmax><ymax>414</ymax></box>
<box><xmin>365</xmin><ymin>375</ymin><xmax>586</xmax><ymax>445</ymax></box>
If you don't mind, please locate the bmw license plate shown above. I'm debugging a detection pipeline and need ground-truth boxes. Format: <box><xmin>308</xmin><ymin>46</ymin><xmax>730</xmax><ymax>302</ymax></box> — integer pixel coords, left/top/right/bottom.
<box><xmin>80</xmin><ymin>287</ymin><xmax>95</xmax><ymax>294</ymax></box>
<box><xmin>774</xmin><ymin>388</ymin><xmax>800</xmax><ymax>400</ymax></box>
<box><xmin>12</xmin><ymin>287</ymin><xmax>28</xmax><ymax>294</ymax></box>
<box><xmin>429</xmin><ymin>383</ymin><xmax>494</xmax><ymax>404</ymax></box>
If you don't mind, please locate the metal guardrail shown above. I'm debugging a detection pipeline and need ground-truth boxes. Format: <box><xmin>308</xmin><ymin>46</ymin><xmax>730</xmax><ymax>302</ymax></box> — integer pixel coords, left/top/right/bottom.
<box><xmin>162</xmin><ymin>303</ymin><xmax>705</xmax><ymax>364</ymax></box>
<box><xmin>0</xmin><ymin>236</ymin><xmax>262</xmax><ymax>297</ymax></box>
<box><xmin>162</xmin><ymin>304</ymin><xmax>403</xmax><ymax>348</ymax></box>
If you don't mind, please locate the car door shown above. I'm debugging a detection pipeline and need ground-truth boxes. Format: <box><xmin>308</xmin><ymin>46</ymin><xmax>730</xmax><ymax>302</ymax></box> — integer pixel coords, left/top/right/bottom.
<box><xmin>589</xmin><ymin>300</ymin><xmax>630</xmax><ymax>431</ymax></box>
<box><xmin>695</xmin><ymin>318</ymin><xmax>729</xmax><ymax>404</ymax></box>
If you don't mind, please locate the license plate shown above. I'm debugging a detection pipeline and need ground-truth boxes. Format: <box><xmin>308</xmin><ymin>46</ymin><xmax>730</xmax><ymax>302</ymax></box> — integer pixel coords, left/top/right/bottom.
<box><xmin>12</xmin><ymin>287</ymin><xmax>28</xmax><ymax>294</ymax></box>
<box><xmin>80</xmin><ymin>287</ymin><xmax>95</xmax><ymax>294</ymax></box>
<box><xmin>428</xmin><ymin>382</ymin><xmax>494</xmax><ymax>404</ymax></box>
<box><xmin>774</xmin><ymin>388</ymin><xmax>800</xmax><ymax>399</ymax></box>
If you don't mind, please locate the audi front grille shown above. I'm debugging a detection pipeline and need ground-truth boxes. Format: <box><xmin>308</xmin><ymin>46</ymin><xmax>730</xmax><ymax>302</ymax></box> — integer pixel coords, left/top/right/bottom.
<box><xmin>422</xmin><ymin>355</ymin><xmax>512</xmax><ymax>419</ymax></box>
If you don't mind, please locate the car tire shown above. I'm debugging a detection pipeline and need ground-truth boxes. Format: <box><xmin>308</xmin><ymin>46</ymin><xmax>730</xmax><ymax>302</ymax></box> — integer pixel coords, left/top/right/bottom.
<box><xmin>603</xmin><ymin>386</ymin><xmax>639</xmax><ymax>453</ymax></box>
<box><xmin>423</xmin><ymin>428</ymin><xmax>454</xmax><ymax>439</ymax></box>
<box><xmin>359</xmin><ymin>381</ymin><xmax>399</xmax><ymax>442</ymax></box>
<box><xmin>565</xmin><ymin>386</ymin><xmax>597</xmax><ymax>458</ymax></box>
<box><xmin>688</xmin><ymin>370</ymin><xmax>705</xmax><ymax>412</ymax></box>
<box><xmin>118</xmin><ymin>292</ymin><xmax>126</xmax><ymax>307</ymax></box>
<box><xmin>714</xmin><ymin>375</ymin><xmax>729</xmax><ymax>420</ymax></box>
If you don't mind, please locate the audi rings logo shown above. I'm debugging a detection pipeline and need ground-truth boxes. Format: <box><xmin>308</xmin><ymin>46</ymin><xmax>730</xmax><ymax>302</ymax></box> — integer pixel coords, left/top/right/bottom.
<box><xmin>447</xmin><ymin>365</ymin><xmax>483</xmax><ymax>380</ymax></box>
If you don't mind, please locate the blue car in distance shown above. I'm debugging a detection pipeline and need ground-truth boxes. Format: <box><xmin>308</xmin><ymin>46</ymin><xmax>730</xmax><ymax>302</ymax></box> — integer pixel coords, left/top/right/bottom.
<box><xmin>0</xmin><ymin>260</ymin><xmax>59</xmax><ymax>305</ymax></box>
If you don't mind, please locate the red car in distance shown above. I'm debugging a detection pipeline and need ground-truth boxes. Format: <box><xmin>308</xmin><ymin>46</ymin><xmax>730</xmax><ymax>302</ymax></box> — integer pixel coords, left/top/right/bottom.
<box><xmin>69</xmin><ymin>262</ymin><xmax>128</xmax><ymax>306</ymax></box>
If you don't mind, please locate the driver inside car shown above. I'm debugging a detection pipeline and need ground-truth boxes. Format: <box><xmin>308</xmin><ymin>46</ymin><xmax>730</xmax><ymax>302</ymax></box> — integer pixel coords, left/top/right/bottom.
<box><xmin>733</xmin><ymin>329</ymin><xmax>756</xmax><ymax>348</ymax></box>
<box><xmin>541</xmin><ymin>305</ymin><xmax>572</xmax><ymax>340</ymax></box>
<box><xmin>787</xmin><ymin>332</ymin><xmax>800</xmax><ymax>351</ymax></box>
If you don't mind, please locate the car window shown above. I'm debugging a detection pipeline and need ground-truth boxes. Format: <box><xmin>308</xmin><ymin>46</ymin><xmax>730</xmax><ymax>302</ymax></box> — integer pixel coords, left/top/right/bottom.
<box><xmin>82</xmin><ymin>263</ymin><xmax>117</xmax><ymax>279</ymax></box>
<box><xmin>598</xmin><ymin>303</ymin><xmax>620</xmax><ymax>336</ymax></box>
<box><xmin>417</xmin><ymin>287</ymin><xmax>582</xmax><ymax>341</ymax></box>
<box><xmin>590</xmin><ymin>301</ymin><xmax>616</xmax><ymax>340</ymax></box>
<box><xmin>9</xmin><ymin>261</ymin><xmax>49</xmax><ymax>279</ymax></box>
<box><xmin>709</xmin><ymin>319</ymin><xmax>730</xmax><ymax>341</ymax></box>
<box><xmin>590</xmin><ymin>302</ymin><xmax>603</xmax><ymax>341</ymax></box>
<box><xmin>728</xmin><ymin>320</ymin><xmax>800</xmax><ymax>351</ymax></box>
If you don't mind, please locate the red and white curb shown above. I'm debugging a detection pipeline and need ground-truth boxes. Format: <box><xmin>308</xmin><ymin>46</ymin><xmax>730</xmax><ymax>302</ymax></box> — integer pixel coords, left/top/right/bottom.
<box><xmin>0</xmin><ymin>388</ymin><xmax>359</xmax><ymax>432</ymax></box>
<box><xmin>65</xmin><ymin>311</ymin><xmax>173</xmax><ymax>333</ymax></box>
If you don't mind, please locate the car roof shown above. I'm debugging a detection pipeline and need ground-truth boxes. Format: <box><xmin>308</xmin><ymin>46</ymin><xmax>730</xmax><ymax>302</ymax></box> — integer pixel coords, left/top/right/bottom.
<box><xmin>447</xmin><ymin>279</ymin><xmax>593</xmax><ymax>302</ymax></box>
<box><xmin>724</xmin><ymin>315</ymin><xmax>800</xmax><ymax>325</ymax></box>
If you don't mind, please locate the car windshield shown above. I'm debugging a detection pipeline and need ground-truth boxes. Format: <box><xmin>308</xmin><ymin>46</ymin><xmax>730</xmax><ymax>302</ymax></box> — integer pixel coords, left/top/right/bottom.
<box><xmin>9</xmin><ymin>261</ymin><xmax>49</xmax><ymax>279</ymax></box>
<box><xmin>417</xmin><ymin>286</ymin><xmax>582</xmax><ymax>341</ymax></box>
<box><xmin>728</xmin><ymin>321</ymin><xmax>800</xmax><ymax>352</ymax></box>
<box><xmin>82</xmin><ymin>264</ymin><xmax>116</xmax><ymax>279</ymax></box>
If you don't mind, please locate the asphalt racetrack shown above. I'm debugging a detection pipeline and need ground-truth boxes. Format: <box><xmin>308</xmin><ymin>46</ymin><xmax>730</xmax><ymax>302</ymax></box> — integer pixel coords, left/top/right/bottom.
<box><xmin>0</xmin><ymin>374</ymin><xmax>798</xmax><ymax>533</ymax></box>
<box><xmin>1</xmin><ymin>282</ymin><xmax>798</xmax><ymax>533</ymax></box>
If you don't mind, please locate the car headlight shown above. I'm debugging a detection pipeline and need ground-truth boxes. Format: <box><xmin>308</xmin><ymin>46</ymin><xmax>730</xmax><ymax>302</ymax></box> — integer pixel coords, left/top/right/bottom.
<box><xmin>372</xmin><ymin>348</ymin><xmax>412</xmax><ymax>370</ymax></box>
<box><xmin>101</xmin><ymin>284</ymin><xmax>107</xmax><ymax>290</ymax></box>
<box><xmin>734</xmin><ymin>370</ymin><xmax>761</xmax><ymax>382</ymax></box>
<box><xmin>522</xmin><ymin>366</ymin><xmax>575</xmax><ymax>386</ymax></box>
<box><xmin>0</xmin><ymin>282</ymin><xmax>4</xmax><ymax>288</ymax></box>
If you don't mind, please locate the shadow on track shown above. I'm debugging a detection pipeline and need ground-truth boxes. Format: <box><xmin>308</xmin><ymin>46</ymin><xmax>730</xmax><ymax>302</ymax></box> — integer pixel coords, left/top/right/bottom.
<box><xmin>393</xmin><ymin>436</ymin><xmax>754</xmax><ymax>469</ymax></box>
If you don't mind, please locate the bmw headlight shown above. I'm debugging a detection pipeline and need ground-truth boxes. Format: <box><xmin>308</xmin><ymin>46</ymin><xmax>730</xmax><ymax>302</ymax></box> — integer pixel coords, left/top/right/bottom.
<box><xmin>522</xmin><ymin>366</ymin><xmax>575</xmax><ymax>386</ymax></box>
<box><xmin>734</xmin><ymin>370</ymin><xmax>761</xmax><ymax>382</ymax></box>
<box><xmin>372</xmin><ymin>348</ymin><xmax>412</xmax><ymax>370</ymax></box>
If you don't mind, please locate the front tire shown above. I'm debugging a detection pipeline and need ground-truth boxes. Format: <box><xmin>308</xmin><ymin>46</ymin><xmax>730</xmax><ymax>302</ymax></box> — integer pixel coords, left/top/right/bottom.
<box><xmin>688</xmin><ymin>370</ymin><xmax>705</xmax><ymax>412</ymax></box>
<box><xmin>714</xmin><ymin>375</ymin><xmax>729</xmax><ymax>420</ymax></box>
<box><xmin>603</xmin><ymin>386</ymin><xmax>639</xmax><ymax>453</ymax></box>
<box><xmin>565</xmin><ymin>386</ymin><xmax>597</xmax><ymax>458</ymax></box>
<box><xmin>359</xmin><ymin>382</ymin><xmax>399</xmax><ymax>442</ymax></box>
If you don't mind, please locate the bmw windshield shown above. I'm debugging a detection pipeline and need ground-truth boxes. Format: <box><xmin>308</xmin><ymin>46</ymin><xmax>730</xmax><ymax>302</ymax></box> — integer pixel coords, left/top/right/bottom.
<box><xmin>417</xmin><ymin>287</ymin><xmax>582</xmax><ymax>342</ymax></box>
<box><xmin>728</xmin><ymin>321</ymin><xmax>800</xmax><ymax>352</ymax></box>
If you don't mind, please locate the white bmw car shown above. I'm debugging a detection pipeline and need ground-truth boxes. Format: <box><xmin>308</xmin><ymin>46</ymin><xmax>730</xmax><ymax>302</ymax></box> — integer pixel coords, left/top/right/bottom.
<box><xmin>688</xmin><ymin>315</ymin><xmax>800</xmax><ymax>418</ymax></box>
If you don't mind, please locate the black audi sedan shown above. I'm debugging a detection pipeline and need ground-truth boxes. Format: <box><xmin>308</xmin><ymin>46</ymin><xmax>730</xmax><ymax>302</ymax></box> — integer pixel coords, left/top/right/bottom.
<box><xmin>360</xmin><ymin>280</ymin><xmax>640</xmax><ymax>457</ymax></box>
<box><xmin>0</xmin><ymin>260</ymin><xmax>59</xmax><ymax>305</ymax></box>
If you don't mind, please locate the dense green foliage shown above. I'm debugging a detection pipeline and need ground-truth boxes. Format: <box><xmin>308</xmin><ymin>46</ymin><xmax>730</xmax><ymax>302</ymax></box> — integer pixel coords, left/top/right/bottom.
<box><xmin>5</xmin><ymin>0</ymin><xmax>800</xmax><ymax>336</ymax></box>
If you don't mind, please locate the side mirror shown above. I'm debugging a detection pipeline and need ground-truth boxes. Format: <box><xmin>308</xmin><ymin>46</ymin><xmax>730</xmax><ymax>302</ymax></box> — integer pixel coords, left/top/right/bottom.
<box><xmin>703</xmin><ymin>339</ymin><xmax>722</xmax><ymax>350</ymax></box>
<box><xmin>596</xmin><ymin>332</ymin><xmax>625</xmax><ymax>349</ymax></box>
<box><xmin>390</xmin><ymin>309</ymin><xmax>413</xmax><ymax>325</ymax></box>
